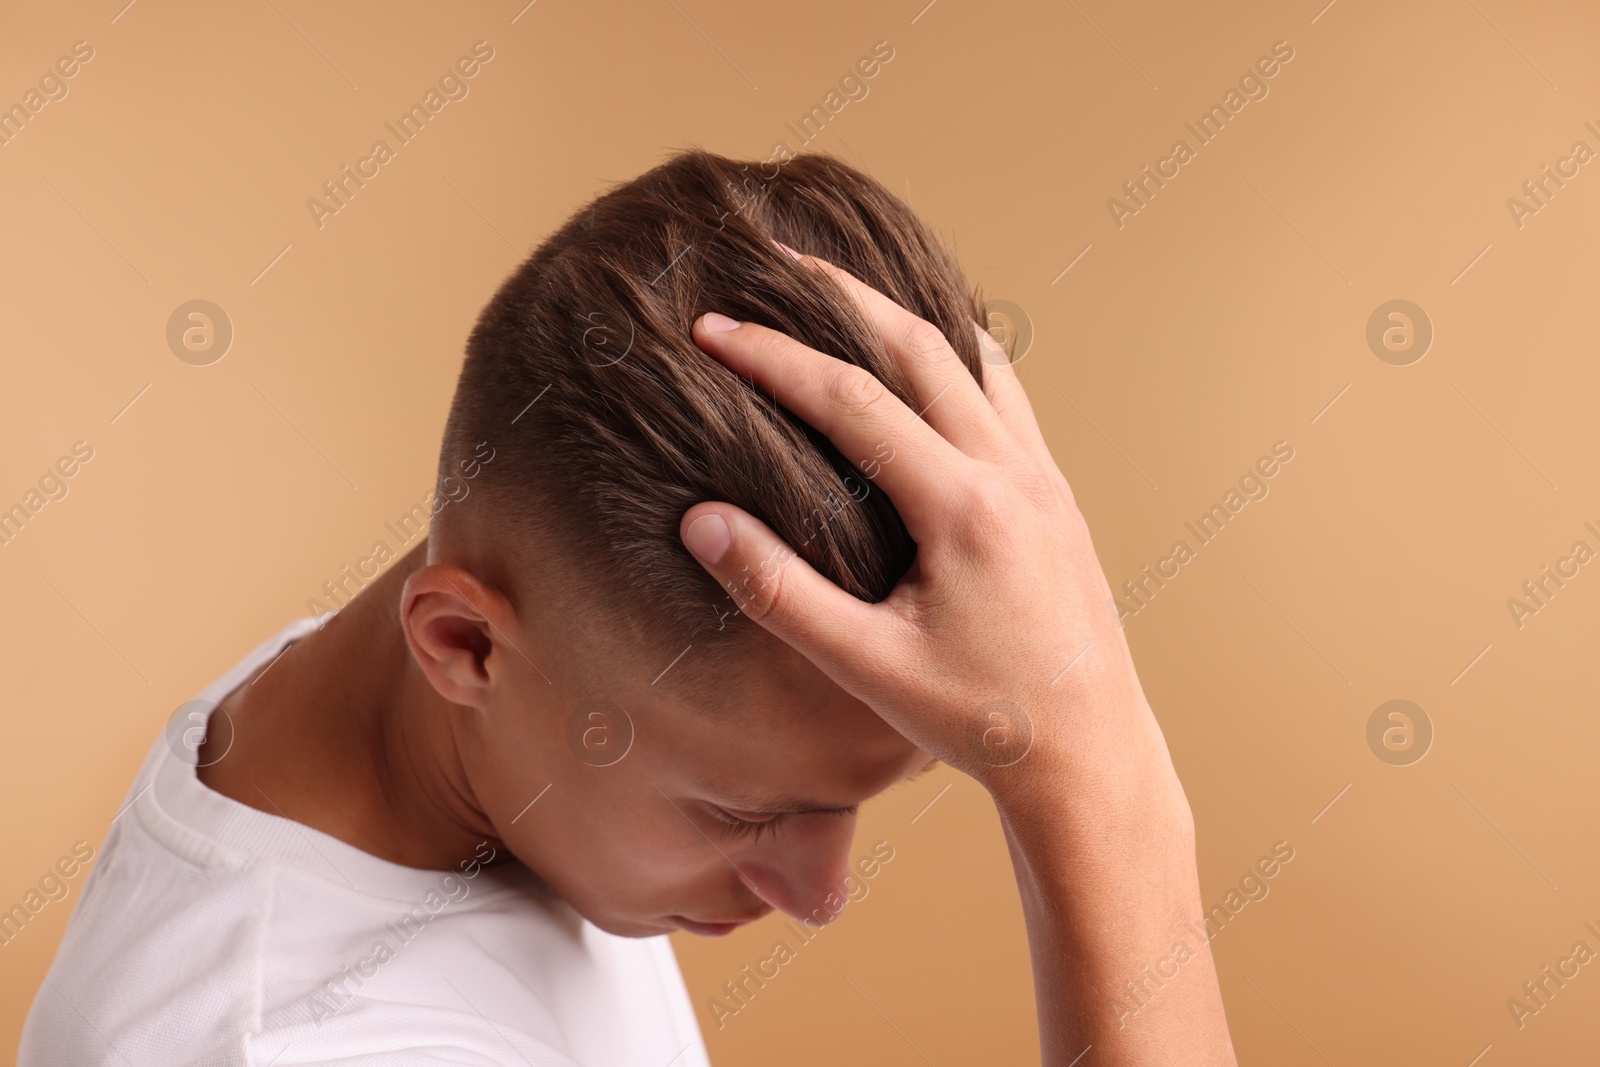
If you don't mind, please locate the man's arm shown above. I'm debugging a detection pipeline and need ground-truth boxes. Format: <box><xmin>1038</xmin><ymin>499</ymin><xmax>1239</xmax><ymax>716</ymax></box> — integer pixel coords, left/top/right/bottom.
<box><xmin>677</xmin><ymin>246</ymin><xmax>1236</xmax><ymax>1065</ymax></box>
<box><xmin>990</xmin><ymin>683</ymin><xmax>1230</xmax><ymax>1065</ymax></box>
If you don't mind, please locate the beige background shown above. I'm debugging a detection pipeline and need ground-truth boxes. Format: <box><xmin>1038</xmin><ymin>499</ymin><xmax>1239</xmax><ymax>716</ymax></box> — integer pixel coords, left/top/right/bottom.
<box><xmin>3</xmin><ymin>0</ymin><xmax>1599</xmax><ymax>1063</ymax></box>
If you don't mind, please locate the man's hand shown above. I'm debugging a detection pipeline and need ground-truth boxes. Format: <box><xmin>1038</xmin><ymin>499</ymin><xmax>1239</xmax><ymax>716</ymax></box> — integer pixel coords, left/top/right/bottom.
<box><xmin>680</xmin><ymin>252</ymin><xmax>1160</xmax><ymax>802</ymax></box>
<box><xmin>678</xmin><ymin>248</ymin><xmax>1237</xmax><ymax>1066</ymax></box>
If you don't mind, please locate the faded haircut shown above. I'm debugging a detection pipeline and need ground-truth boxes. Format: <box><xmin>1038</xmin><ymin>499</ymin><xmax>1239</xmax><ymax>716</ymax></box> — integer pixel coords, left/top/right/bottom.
<box><xmin>434</xmin><ymin>148</ymin><xmax>990</xmax><ymax>682</ymax></box>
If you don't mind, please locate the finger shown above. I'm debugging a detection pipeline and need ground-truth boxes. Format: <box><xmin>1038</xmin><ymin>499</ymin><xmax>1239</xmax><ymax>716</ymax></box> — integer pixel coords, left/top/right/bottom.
<box><xmin>972</xmin><ymin>322</ymin><xmax>1054</xmax><ymax>465</ymax></box>
<box><xmin>787</xmin><ymin>251</ymin><xmax>1015</xmax><ymax>463</ymax></box>
<box><xmin>692</xmin><ymin>313</ymin><xmax>971</xmax><ymax>543</ymax></box>
<box><xmin>679</xmin><ymin>503</ymin><xmax>901</xmax><ymax>695</ymax></box>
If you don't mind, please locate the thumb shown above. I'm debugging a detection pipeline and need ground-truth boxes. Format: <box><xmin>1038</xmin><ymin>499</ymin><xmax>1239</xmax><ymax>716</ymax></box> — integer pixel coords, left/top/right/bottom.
<box><xmin>678</xmin><ymin>502</ymin><xmax>890</xmax><ymax>686</ymax></box>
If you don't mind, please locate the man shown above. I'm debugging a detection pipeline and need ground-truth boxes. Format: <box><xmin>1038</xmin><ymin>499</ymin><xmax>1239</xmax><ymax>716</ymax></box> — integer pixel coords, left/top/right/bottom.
<box><xmin>20</xmin><ymin>150</ymin><xmax>1235</xmax><ymax>1065</ymax></box>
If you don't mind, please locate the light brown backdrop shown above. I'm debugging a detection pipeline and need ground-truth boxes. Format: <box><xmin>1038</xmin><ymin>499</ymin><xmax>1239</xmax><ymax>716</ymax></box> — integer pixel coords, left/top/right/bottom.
<box><xmin>3</xmin><ymin>0</ymin><xmax>1598</xmax><ymax>1064</ymax></box>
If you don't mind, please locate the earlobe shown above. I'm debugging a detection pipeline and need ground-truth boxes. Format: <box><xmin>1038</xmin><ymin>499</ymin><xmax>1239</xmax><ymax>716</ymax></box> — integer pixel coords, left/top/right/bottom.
<box><xmin>400</xmin><ymin>564</ymin><xmax>517</xmax><ymax>709</ymax></box>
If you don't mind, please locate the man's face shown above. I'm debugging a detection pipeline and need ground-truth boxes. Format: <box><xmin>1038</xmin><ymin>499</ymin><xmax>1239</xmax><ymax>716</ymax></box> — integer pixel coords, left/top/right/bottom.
<box><xmin>464</xmin><ymin>619</ymin><xmax>931</xmax><ymax>938</ymax></box>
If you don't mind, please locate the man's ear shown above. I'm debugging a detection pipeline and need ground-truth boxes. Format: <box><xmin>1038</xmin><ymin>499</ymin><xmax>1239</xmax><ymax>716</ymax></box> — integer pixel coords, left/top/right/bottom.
<box><xmin>400</xmin><ymin>564</ymin><xmax>526</xmax><ymax>708</ymax></box>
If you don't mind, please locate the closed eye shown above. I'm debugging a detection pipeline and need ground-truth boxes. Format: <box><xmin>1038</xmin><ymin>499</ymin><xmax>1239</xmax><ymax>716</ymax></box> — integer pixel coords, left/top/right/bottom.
<box><xmin>707</xmin><ymin>805</ymin><xmax>857</xmax><ymax>843</ymax></box>
<box><xmin>708</xmin><ymin>807</ymin><xmax>788</xmax><ymax>842</ymax></box>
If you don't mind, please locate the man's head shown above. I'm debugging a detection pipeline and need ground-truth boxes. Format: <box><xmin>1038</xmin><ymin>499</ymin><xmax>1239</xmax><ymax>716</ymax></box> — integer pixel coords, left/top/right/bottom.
<box><xmin>405</xmin><ymin>149</ymin><xmax>991</xmax><ymax>937</ymax></box>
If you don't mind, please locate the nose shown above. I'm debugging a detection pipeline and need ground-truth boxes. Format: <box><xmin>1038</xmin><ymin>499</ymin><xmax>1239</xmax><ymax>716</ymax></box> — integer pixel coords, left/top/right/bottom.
<box><xmin>732</xmin><ymin>813</ymin><xmax>858</xmax><ymax>927</ymax></box>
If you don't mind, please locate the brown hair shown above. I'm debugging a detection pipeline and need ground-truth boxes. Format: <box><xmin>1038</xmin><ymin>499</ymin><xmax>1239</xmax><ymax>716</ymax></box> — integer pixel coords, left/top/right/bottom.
<box><xmin>435</xmin><ymin>148</ymin><xmax>989</xmax><ymax>684</ymax></box>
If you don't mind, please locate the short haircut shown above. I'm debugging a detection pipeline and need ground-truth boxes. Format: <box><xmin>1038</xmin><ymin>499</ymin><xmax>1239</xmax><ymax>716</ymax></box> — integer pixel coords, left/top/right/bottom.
<box><xmin>435</xmin><ymin>148</ymin><xmax>989</xmax><ymax>685</ymax></box>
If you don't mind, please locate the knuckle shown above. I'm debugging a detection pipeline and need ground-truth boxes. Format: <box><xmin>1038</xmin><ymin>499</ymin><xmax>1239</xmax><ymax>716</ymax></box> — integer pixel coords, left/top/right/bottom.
<box><xmin>970</xmin><ymin>474</ymin><xmax>1015</xmax><ymax>523</ymax></box>
<box><xmin>824</xmin><ymin>365</ymin><xmax>889</xmax><ymax>415</ymax></box>
<box><xmin>898</xmin><ymin>317</ymin><xmax>952</xmax><ymax>364</ymax></box>
<box><xmin>1007</xmin><ymin>462</ymin><xmax>1066</xmax><ymax>513</ymax></box>
<box><xmin>745</xmin><ymin>324</ymin><xmax>790</xmax><ymax>361</ymax></box>
<box><xmin>731</xmin><ymin>544</ymin><xmax>796</xmax><ymax>624</ymax></box>
<box><xmin>953</xmin><ymin>473</ymin><xmax>1017</xmax><ymax>541</ymax></box>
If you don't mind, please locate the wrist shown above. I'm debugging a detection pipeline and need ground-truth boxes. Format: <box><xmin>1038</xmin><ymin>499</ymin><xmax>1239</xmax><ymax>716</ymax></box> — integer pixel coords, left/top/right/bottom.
<box><xmin>979</xmin><ymin>687</ymin><xmax>1192</xmax><ymax>833</ymax></box>
<box><xmin>991</xmin><ymin>756</ymin><xmax>1196</xmax><ymax>876</ymax></box>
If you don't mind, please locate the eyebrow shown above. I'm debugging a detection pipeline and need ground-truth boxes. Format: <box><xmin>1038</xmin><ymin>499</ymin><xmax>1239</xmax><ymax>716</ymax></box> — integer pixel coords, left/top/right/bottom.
<box><xmin>712</xmin><ymin>758</ymin><xmax>941</xmax><ymax>816</ymax></box>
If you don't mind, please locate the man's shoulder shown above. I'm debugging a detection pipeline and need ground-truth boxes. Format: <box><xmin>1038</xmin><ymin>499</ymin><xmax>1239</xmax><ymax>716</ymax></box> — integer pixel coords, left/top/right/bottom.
<box><xmin>21</xmin><ymin>812</ymin><xmax>695</xmax><ymax>1067</ymax></box>
<box><xmin>21</xmin><ymin>977</ymin><xmax>584</xmax><ymax>1067</ymax></box>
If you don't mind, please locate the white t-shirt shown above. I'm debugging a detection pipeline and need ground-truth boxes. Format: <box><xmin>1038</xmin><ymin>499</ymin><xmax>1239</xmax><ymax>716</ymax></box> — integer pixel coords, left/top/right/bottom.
<box><xmin>19</xmin><ymin>615</ymin><xmax>711</xmax><ymax>1067</ymax></box>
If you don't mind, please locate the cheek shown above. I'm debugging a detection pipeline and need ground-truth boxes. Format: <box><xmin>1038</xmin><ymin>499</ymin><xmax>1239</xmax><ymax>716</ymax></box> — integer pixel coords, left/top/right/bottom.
<box><xmin>513</xmin><ymin>771</ymin><xmax>711</xmax><ymax>904</ymax></box>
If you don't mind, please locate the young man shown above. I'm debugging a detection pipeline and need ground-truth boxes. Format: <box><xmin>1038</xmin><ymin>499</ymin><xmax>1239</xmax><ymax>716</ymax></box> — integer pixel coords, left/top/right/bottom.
<box><xmin>20</xmin><ymin>151</ymin><xmax>1236</xmax><ymax>1065</ymax></box>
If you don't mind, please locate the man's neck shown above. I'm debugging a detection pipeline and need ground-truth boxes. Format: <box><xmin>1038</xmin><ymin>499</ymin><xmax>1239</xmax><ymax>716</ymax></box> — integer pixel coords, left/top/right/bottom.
<box><xmin>197</xmin><ymin>539</ymin><xmax>503</xmax><ymax>871</ymax></box>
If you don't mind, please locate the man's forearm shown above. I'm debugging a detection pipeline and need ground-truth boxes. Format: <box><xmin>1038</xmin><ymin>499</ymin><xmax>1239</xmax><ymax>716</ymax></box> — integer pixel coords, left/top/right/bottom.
<box><xmin>990</xmin><ymin>702</ymin><xmax>1236</xmax><ymax>1067</ymax></box>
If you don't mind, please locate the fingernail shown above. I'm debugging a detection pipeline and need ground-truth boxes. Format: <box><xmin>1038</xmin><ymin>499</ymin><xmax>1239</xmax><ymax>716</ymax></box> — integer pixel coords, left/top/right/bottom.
<box><xmin>684</xmin><ymin>513</ymin><xmax>731</xmax><ymax>565</ymax></box>
<box><xmin>773</xmin><ymin>241</ymin><xmax>805</xmax><ymax>261</ymax></box>
<box><xmin>701</xmin><ymin>312</ymin><xmax>741</xmax><ymax>334</ymax></box>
